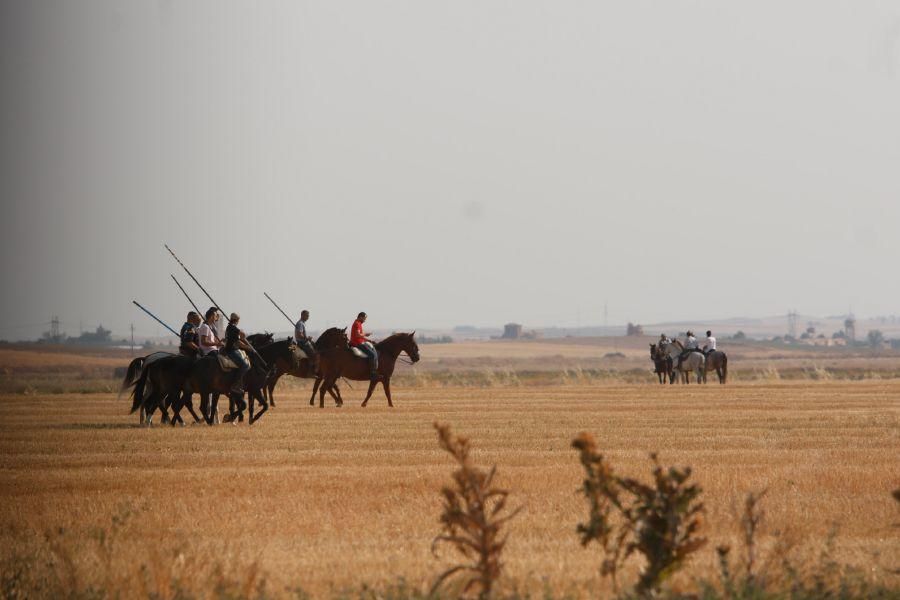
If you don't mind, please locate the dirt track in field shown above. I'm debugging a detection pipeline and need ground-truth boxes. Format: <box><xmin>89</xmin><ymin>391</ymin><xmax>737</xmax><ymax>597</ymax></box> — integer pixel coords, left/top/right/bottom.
<box><xmin>1</xmin><ymin>382</ymin><xmax>898</xmax><ymax>597</ymax></box>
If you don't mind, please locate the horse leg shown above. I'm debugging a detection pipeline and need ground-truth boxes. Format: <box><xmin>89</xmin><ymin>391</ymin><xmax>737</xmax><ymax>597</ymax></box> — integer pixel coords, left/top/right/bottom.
<box><xmin>319</xmin><ymin>376</ymin><xmax>333</xmax><ymax>408</ymax></box>
<box><xmin>310</xmin><ymin>377</ymin><xmax>322</xmax><ymax>406</ymax></box>
<box><xmin>183</xmin><ymin>393</ymin><xmax>201</xmax><ymax>423</ymax></box>
<box><xmin>382</xmin><ymin>378</ymin><xmax>393</xmax><ymax>408</ymax></box>
<box><xmin>251</xmin><ymin>390</ymin><xmax>268</xmax><ymax>424</ymax></box>
<box><xmin>267</xmin><ymin>371</ymin><xmax>282</xmax><ymax>408</ymax></box>
<box><xmin>327</xmin><ymin>383</ymin><xmax>342</xmax><ymax>407</ymax></box>
<box><xmin>248</xmin><ymin>392</ymin><xmax>255</xmax><ymax>424</ymax></box>
<box><xmin>360</xmin><ymin>379</ymin><xmax>378</xmax><ymax>408</ymax></box>
<box><xmin>334</xmin><ymin>383</ymin><xmax>344</xmax><ymax>406</ymax></box>
<box><xmin>169</xmin><ymin>392</ymin><xmax>185</xmax><ymax>426</ymax></box>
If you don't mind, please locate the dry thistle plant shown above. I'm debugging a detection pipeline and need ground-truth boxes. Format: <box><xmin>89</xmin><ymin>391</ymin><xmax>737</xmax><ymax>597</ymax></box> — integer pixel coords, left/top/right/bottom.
<box><xmin>572</xmin><ymin>433</ymin><xmax>707</xmax><ymax>597</ymax></box>
<box><xmin>716</xmin><ymin>488</ymin><xmax>768</xmax><ymax>595</ymax></box>
<box><xmin>571</xmin><ymin>432</ymin><xmax>626</xmax><ymax>587</ymax></box>
<box><xmin>740</xmin><ymin>488</ymin><xmax>767</xmax><ymax>583</ymax></box>
<box><xmin>431</xmin><ymin>422</ymin><xmax>522</xmax><ymax>599</ymax></box>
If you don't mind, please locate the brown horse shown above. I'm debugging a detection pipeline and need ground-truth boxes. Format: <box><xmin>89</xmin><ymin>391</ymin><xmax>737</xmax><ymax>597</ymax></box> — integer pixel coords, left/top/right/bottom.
<box><xmin>261</xmin><ymin>327</ymin><xmax>346</xmax><ymax>407</ymax></box>
<box><xmin>317</xmin><ymin>332</ymin><xmax>419</xmax><ymax>408</ymax></box>
<box><xmin>703</xmin><ymin>350</ymin><xmax>728</xmax><ymax>384</ymax></box>
<box><xmin>649</xmin><ymin>343</ymin><xmax>673</xmax><ymax>384</ymax></box>
<box><xmin>165</xmin><ymin>339</ymin><xmax>302</xmax><ymax>425</ymax></box>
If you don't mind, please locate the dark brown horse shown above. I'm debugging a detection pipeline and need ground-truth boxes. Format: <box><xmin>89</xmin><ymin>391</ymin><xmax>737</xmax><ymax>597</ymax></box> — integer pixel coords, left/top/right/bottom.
<box><xmin>649</xmin><ymin>343</ymin><xmax>673</xmax><ymax>384</ymax></box>
<box><xmin>247</xmin><ymin>332</ymin><xmax>274</xmax><ymax>348</ymax></box>
<box><xmin>317</xmin><ymin>332</ymin><xmax>419</xmax><ymax>408</ymax></box>
<box><xmin>128</xmin><ymin>354</ymin><xmax>199</xmax><ymax>426</ymax></box>
<box><xmin>119</xmin><ymin>351</ymin><xmax>176</xmax><ymax>424</ymax></box>
<box><xmin>175</xmin><ymin>339</ymin><xmax>302</xmax><ymax>425</ymax></box>
<box><xmin>262</xmin><ymin>328</ymin><xmax>345</xmax><ymax>407</ymax></box>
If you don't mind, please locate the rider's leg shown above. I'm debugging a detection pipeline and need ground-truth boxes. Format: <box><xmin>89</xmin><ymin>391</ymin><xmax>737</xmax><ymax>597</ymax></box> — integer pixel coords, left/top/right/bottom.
<box><xmin>361</xmin><ymin>343</ymin><xmax>378</xmax><ymax>379</ymax></box>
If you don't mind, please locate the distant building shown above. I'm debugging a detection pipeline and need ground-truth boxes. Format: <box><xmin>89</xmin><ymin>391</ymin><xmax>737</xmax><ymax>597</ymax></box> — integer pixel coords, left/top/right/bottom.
<box><xmin>501</xmin><ymin>323</ymin><xmax>523</xmax><ymax>339</ymax></box>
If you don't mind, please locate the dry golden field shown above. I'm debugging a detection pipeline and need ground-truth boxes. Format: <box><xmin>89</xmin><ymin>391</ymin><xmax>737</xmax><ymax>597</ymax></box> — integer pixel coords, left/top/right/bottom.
<box><xmin>1</xmin><ymin>379</ymin><xmax>898</xmax><ymax>598</ymax></box>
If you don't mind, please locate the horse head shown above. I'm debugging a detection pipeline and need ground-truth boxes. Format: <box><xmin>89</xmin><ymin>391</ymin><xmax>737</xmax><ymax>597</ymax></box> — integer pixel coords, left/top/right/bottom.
<box><xmin>315</xmin><ymin>327</ymin><xmax>349</xmax><ymax>351</ymax></box>
<box><xmin>286</xmin><ymin>338</ymin><xmax>310</xmax><ymax>371</ymax></box>
<box><xmin>406</xmin><ymin>331</ymin><xmax>420</xmax><ymax>363</ymax></box>
<box><xmin>378</xmin><ymin>331</ymin><xmax>420</xmax><ymax>363</ymax></box>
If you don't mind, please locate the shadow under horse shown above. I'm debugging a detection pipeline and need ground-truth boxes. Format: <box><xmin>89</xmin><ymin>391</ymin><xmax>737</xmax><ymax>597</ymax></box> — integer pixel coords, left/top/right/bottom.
<box><xmin>317</xmin><ymin>332</ymin><xmax>420</xmax><ymax>408</ymax></box>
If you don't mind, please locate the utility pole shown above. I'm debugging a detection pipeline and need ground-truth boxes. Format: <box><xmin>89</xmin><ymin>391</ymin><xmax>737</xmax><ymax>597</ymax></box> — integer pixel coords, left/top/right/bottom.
<box><xmin>50</xmin><ymin>316</ymin><xmax>60</xmax><ymax>343</ymax></box>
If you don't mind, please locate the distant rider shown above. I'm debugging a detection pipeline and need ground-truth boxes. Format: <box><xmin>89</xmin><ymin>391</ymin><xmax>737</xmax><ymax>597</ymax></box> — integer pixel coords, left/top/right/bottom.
<box><xmin>293</xmin><ymin>309</ymin><xmax>316</xmax><ymax>358</ymax></box>
<box><xmin>178</xmin><ymin>311</ymin><xmax>202</xmax><ymax>358</ymax></box>
<box><xmin>198</xmin><ymin>307</ymin><xmax>223</xmax><ymax>356</ymax></box>
<box><xmin>703</xmin><ymin>330</ymin><xmax>717</xmax><ymax>355</ymax></box>
<box><xmin>677</xmin><ymin>330</ymin><xmax>701</xmax><ymax>369</ymax></box>
<box><xmin>224</xmin><ymin>312</ymin><xmax>252</xmax><ymax>397</ymax></box>
<box><xmin>350</xmin><ymin>311</ymin><xmax>378</xmax><ymax>381</ymax></box>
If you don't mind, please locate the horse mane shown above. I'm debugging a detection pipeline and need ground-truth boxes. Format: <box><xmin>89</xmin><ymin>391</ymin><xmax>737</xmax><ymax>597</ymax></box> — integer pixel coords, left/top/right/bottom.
<box><xmin>375</xmin><ymin>332</ymin><xmax>413</xmax><ymax>350</ymax></box>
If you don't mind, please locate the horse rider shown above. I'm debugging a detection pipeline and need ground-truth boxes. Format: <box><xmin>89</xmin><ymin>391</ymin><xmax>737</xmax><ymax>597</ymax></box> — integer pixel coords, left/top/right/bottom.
<box><xmin>293</xmin><ymin>309</ymin><xmax>316</xmax><ymax>358</ymax></box>
<box><xmin>197</xmin><ymin>307</ymin><xmax>223</xmax><ymax>356</ymax></box>
<box><xmin>350</xmin><ymin>311</ymin><xmax>378</xmax><ymax>381</ymax></box>
<box><xmin>659</xmin><ymin>333</ymin><xmax>671</xmax><ymax>347</ymax></box>
<box><xmin>179</xmin><ymin>311</ymin><xmax>202</xmax><ymax>358</ymax></box>
<box><xmin>224</xmin><ymin>312</ymin><xmax>252</xmax><ymax>397</ymax></box>
<box><xmin>703</xmin><ymin>330</ymin><xmax>717</xmax><ymax>356</ymax></box>
<box><xmin>677</xmin><ymin>330</ymin><xmax>701</xmax><ymax>369</ymax></box>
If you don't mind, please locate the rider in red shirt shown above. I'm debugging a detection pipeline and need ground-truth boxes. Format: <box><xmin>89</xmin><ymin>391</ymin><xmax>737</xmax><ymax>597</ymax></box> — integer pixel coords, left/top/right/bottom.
<box><xmin>351</xmin><ymin>312</ymin><xmax>378</xmax><ymax>380</ymax></box>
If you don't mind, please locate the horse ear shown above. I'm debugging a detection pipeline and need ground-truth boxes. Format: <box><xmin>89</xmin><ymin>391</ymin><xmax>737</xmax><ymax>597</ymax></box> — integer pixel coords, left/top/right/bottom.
<box><xmin>410</xmin><ymin>330</ymin><xmax>416</xmax><ymax>337</ymax></box>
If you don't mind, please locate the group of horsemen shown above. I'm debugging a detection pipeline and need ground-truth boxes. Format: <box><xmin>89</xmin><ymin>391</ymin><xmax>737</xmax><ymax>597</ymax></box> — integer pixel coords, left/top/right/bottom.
<box><xmin>658</xmin><ymin>330</ymin><xmax>718</xmax><ymax>370</ymax></box>
<box><xmin>175</xmin><ymin>307</ymin><xmax>380</xmax><ymax>396</ymax></box>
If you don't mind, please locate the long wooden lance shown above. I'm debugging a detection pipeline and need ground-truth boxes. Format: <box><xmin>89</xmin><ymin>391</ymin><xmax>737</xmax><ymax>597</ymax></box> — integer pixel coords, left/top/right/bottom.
<box><xmin>164</xmin><ymin>244</ymin><xmax>266</xmax><ymax>367</ymax></box>
<box><xmin>165</xmin><ymin>244</ymin><xmax>226</xmax><ymax>317</ymax></box>
<box><xmin>172</xmin><ymin>274</ymin><xmax>222</xmax><ymax>343</ymax></box>
<box><xmin>263</xmin><ymin>292</ymin><xmax>296</xmax><ymax>327</ymax></box>
<box><xmin>132</xmin><ymin>300</ymin><xmax>179</xmax><ymax>337</ymax></box>
<box><xmin>171</xmin><ymin>274</ymin><xmax>202</xmax><ymax>316</ymax></box>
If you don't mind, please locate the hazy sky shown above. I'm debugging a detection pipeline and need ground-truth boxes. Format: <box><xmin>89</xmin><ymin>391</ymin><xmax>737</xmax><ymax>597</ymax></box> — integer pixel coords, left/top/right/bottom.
<box><xmin>2</xmin><ymin>1</ymin><xmax>900</xmax><ymax>340</ymax></box>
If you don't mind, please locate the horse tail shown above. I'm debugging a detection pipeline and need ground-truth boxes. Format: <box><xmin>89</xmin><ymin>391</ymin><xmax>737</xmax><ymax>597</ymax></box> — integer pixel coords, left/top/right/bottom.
<box><xmin>130</xmin><ymin>365</ymin><xmax>149</xmax><ymax>414</ymax></box>
<box><xmin>118</xmin><ymin>357</ymin><xmax>145</xmax><ymax>400</ymax></box>
<box><xmin>722</xmin><ymin>353</ymin><xmax>728</xmax><ymax>384</ymax></box>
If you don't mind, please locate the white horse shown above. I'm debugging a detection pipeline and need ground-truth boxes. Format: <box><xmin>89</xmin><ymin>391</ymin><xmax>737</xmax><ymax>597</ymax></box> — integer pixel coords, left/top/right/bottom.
<box><xmin>664</xmin><ymin>338</ymin><xmax>706</xmax><ymax>384</ymax></box>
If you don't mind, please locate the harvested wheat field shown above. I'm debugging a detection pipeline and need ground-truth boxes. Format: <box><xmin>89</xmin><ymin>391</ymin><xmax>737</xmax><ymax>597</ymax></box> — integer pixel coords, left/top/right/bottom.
<box><xmin>1</xmin><ymin>382</ymin><xmax>898</xmax><ymax>598</ymax></box>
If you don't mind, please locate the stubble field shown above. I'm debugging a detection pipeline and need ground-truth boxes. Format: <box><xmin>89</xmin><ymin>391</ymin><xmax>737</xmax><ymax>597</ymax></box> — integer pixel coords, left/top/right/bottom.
<box><xmin>1</xmin><ymin>380</ymin><xmax>898</xmax><ymax>598</ymax></box>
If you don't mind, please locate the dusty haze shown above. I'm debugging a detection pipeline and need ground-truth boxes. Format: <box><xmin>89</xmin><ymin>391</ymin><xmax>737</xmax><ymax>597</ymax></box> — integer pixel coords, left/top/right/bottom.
<box><xmin>2</xmin><ymin>1</ymin><xmax>899</xmax><ymax>339</ymax></box>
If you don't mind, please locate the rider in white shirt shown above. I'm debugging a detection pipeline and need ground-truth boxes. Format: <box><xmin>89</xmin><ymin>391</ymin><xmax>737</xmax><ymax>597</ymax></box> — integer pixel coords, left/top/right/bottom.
<box><xmin>703</xmin><ymin>330</ymin><xmax>717</xmax><ymax>354</ymax></box>
<box><xmin>197</xmin><ymin>307</ymin><xmax>224</xmax><ymax>356</ymax></box>
<box><xmin>684</xmin><ymin>331</ymin><xmax>698</xmax><ymax>350</ymax></box>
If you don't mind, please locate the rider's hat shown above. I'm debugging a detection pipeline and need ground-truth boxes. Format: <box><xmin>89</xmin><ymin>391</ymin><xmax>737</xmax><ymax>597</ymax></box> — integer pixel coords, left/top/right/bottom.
<box><xmin>686</xmin><ymin>330</ymin><xmax>693</xmax><ymax>336</ymax></box>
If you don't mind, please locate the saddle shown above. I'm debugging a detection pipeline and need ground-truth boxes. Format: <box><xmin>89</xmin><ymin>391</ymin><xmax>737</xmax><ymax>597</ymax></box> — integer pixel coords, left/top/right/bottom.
<box><xmin>217</xmin><ymin>350</ymin><xmax>248</xmax><ymax>371</ymax></box>
<box><xmin>351</xmin><ymin>346</ymin><xmax>377</xmax><ymax>359</ymax></box>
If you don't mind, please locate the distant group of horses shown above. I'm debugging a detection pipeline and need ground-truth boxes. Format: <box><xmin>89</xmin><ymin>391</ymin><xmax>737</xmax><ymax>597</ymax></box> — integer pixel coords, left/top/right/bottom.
<box><xmin>119</xmin><ymin>327</ymin><xmax>420</xmax><ymax>426</ymax></box>
<box><xmin>649</xmin><ymin>337</ymin><xmax>728</xmax><ymax>384</ymax></box>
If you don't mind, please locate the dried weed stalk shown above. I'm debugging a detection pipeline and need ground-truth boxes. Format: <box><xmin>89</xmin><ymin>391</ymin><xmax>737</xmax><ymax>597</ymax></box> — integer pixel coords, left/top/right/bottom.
<box><xmin>572</xmin><ymin>432</ymin><xmax>707</xmax><ymax>597</ymax></box>
<box><xmin>716</xmin><ymin>488</ymin><xmax>768</xmax><ymax>595</ymax></box>
<box><xmin>431</xmin><ymin>422</ymin><xmax>521</xmax><ymax>599</ymax></box>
